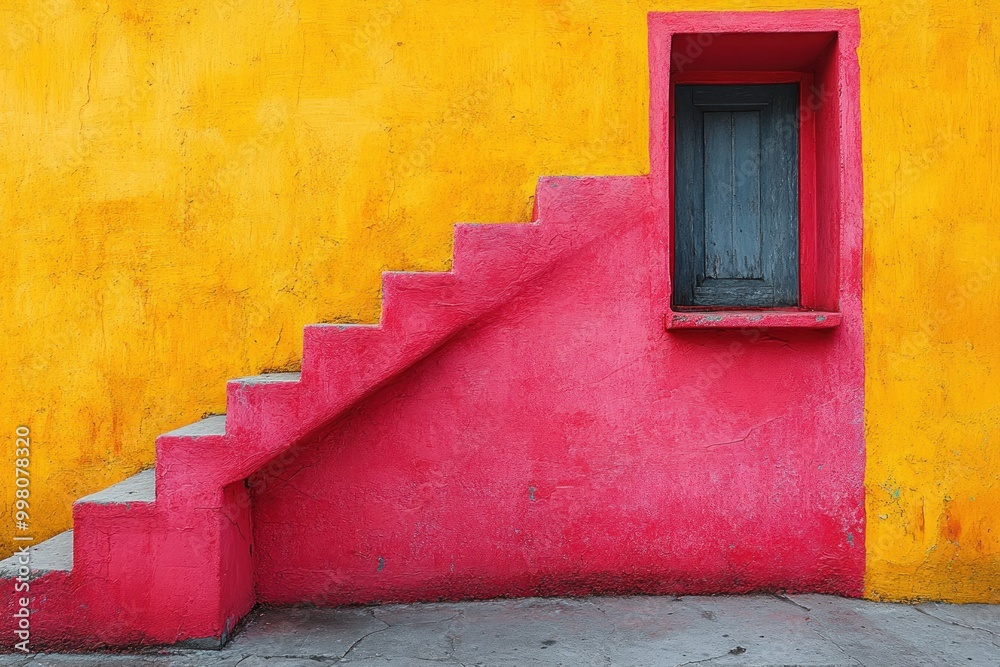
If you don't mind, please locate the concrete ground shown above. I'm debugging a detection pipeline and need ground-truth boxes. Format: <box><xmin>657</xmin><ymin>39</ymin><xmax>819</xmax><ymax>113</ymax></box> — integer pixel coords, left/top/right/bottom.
<box><xmin>1</xmin><ymin>594</ymin><xmax>998</xmax><ymax>666</ymax></box>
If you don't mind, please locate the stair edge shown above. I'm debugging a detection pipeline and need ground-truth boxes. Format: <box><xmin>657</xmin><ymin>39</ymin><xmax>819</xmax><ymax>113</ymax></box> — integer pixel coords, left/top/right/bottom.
<box><xmin>74</xmin><ymin>468</ymin><xmax>155</xmax><ymax>506</ymax></box>
<box><xmin>161</xmin><ymin>415</ymin><xmax>227</xmax><ymax>438</ymax></box>
<box><xmin>0</xmin><ymin>530</ymin><xmax>73</xmax><ymax>579</ymax></box>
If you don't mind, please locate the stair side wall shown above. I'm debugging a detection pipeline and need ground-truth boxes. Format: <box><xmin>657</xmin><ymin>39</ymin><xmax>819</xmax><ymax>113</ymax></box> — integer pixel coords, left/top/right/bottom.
<box><xmin>252</xmin><ymin>176</ymin><xmax>866</xmax><ymax>605</ymax></box>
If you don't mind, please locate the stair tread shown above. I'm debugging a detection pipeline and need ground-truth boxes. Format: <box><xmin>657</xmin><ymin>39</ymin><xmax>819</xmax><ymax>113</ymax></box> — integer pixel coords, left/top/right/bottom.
<box><xmin>232</xmin><ymin>372</ymin><xmax>302</xmax><ymax>385</ymax></box>
<box><xmin>75</xmin><ymin>469</ymin><xmax>155</xmax><ymax>506</ymax></box>
<box><xmin>162</xmin><ymin>414</ymin><xmax>227</xmax><ymax>438</ymax></box>
<box><xmin>382</xmin><ymin>270</ymin><xmax>456</xmax><ymax>280</ymax></box>
<box><xmin>0</xmin><ymin>530</ymin><xmax>73</xmax><ymax>578</ymax></box>
<box><xmin>306</xmin><ymin>323</ymin><xmax>381</xmax><ymax>329</ymax></box>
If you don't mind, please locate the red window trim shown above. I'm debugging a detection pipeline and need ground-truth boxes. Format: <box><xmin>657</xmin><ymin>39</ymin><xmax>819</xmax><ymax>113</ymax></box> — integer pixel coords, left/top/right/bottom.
<box><xmin>648</xmin><ymin>10</ymin><xmax>863</xmax><ymax>329</ymax></box>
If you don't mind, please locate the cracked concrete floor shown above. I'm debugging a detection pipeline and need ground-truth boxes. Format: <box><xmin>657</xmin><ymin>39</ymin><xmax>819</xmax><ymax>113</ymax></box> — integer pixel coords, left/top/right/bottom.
<box><xmin>1</xmin><ymin>594</ymin><xmax>999</xmax><ymax>666</ymax></box>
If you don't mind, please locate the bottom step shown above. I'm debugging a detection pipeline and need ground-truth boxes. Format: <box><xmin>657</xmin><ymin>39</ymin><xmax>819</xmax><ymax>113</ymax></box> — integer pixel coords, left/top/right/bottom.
<box><xmin>0</xmin><ymin>468</ymin><xmax>156</xmax><ymax>583</ymax></box>
<box><xmin>0</xmin><ymin>530</ymin><xmax>73</xmax><ymax>580</ymax></box>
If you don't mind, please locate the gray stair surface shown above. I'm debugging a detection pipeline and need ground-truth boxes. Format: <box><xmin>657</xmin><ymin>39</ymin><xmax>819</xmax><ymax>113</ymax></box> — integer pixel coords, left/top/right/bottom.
<box><xmin>231</xmin><ymin>372</ymin><xmax>301</xmax><ymax>385</ymax></box>
<box><xmin>75</xmin><ymin>468</ymin><xmax>155</xmax><ymax>506</ymax></box>
<box><xmin>0</xmin><ymin>529</ymin><xmax>73</xmax><ymax>579</ymax></box>
<box><xmin>162</xmin><ymin>414</ymin><xmax>227</xmax><ymax>438</ymax></box>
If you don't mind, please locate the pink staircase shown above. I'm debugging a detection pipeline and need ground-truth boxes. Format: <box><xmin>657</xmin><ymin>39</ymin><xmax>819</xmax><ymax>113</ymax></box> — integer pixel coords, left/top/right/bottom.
<box><xmin>0</xmin><ymin>176</ymin><xmax>651</xmax><ymax>650</ymax></box>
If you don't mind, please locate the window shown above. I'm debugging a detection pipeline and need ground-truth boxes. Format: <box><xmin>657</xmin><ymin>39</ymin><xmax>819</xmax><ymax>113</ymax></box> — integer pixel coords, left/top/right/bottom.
<box><xmin>648</xmin><ymin>12</ymin><xmax>862</xmax><ymax>329</ymax></box>
<box><xmin>673</xmin><ymin>83</ymin><xmax>800</xmax><ymax>308</ymax></box>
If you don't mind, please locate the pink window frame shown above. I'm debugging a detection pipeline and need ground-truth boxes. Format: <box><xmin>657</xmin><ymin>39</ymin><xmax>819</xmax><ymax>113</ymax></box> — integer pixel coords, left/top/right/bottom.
<box><xmin>649</xmin><ymin>10</ymin><xmax>863</xmax><ymax>330</ymax></box>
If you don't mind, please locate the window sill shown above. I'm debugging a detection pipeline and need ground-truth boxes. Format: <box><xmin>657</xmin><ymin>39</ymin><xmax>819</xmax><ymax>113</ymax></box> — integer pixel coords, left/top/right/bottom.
<box><xmin>665</xmin><ymin>310</ymin><xmax>842</xmax><ymax>330</ymax></box>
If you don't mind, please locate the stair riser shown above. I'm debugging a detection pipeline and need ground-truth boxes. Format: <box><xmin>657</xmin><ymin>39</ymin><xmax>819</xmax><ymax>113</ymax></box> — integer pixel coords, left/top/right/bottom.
<box><xmin>156</xmin><ymin>433</ymin><xmax>232</xmax><ymax>503</ymax></box>
<box><xmin>302</xmin><ymin>325</ymin><xmax>385</xmax><ymax>383</ymax></box>
<box><xmin>51</xmin><ymin>486</ymin><xmax>253</xmax><ymax>648</ymax></box>
<box><xmin>451</xmin><ymin>223</ymin><xmax>544</xmax><ymax>277</ymax></box>
<box><xmin>380</xmin><ymin>290</ymin><xmax>476</xmax><ymax>341</ymax></box>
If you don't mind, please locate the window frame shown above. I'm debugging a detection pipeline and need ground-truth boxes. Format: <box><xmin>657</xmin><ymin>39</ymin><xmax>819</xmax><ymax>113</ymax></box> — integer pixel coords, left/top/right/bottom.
<box><xmin>648</xmin><ymin>10</ymin><xmax>862</xmax><ymax>330</ymax></box>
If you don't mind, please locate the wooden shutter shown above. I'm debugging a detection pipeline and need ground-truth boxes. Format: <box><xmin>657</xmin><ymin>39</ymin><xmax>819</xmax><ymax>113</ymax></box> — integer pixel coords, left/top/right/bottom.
<box><xmin>673</xmin><ymin>84</ymin><xmax>800</xmax><ymax>308</ymax></box>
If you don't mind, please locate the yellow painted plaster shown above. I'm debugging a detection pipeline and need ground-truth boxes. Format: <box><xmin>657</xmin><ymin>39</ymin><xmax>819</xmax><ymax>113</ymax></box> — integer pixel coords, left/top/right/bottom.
<box><xmin>1</xmin><ymin>0</ymin><xmax>998</xmax><ymax>601</ymax></box>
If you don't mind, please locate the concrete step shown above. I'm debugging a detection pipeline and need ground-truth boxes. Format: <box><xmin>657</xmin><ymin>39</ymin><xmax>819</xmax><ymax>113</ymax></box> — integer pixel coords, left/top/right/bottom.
<box><xmin>0</xmin><ymin>530</ymin><xmax>73</xmax><ymax>580</ymax></box>
<box><xmin>231</xmin><ymin>372</ymin><xmax>302</xmax><ymax>387</ymax></box>
<box><xmin>3</xmin><ymin>595</ymin><xmax>997</xmax><ymax>666</ymax></box>
<box><xmin>75</xmin><ymin>468</ymin><xmax>155</xmax><ymax>506</ymax></box>
<box><xmin>162</xmin><ymin>414</ymin><xmax>227</xmax><ymax>438</ymax></box>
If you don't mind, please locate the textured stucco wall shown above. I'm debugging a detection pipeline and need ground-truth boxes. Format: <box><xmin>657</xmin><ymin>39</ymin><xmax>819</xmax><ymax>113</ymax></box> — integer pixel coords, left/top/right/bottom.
<box><xmin>252</xmin><ymin>172</ymin><xmax>867</xmax><ymax>604</ymax></box>
<box><xmin>860</xmin><ymin>3</ymin><xmax>1000</xmax><ymax>601</ymax></box>
<box><xmin>1</xmin><ymin>0</ymin><xmax>998</xmax><ymax>602</ymax></box>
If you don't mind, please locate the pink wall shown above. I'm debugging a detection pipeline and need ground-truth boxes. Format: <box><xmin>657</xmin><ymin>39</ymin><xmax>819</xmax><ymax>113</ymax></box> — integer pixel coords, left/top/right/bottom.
<box><xmin>252</xmin><ymin>176</ymin><xmax>865</xmax><ymax>604</ymax></box>
<box><xmin>252</xmin><ymin>10</ymin><xmax>865</xmax><ymax>606</ymax></box>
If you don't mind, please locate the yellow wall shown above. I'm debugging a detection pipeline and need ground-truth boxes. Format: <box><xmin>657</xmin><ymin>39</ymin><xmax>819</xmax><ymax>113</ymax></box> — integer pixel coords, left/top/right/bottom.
<box><xmin>1</xmin><ymin>0</ymin><xmax>998</xmax><ymax>601</ymax></box>
<box><xmin>861</xmin><ymin>0</ymin><xmax>1000</xmax><ymax>600</ymax></box>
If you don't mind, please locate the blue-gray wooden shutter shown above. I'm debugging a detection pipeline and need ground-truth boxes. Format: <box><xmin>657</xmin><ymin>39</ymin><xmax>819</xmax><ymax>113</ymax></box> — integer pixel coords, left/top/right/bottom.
<box><xmin>673</xmin><ymin>84</ymin><xmax>800</xmax><ymax>308</ymax></box>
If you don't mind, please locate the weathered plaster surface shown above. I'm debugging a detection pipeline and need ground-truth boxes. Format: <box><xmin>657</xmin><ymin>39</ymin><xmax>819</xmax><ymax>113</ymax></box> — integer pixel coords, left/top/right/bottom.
<box><xmin>253</xmin><ymin>172</ymin><xmax>865</xmax><ymax>606</ymax></box>
<box><xmin>0</xmin><ymin>0</ymin><xmax>997</xmax><ymax>610</ymax></box>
